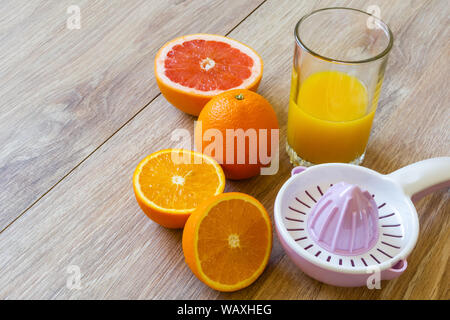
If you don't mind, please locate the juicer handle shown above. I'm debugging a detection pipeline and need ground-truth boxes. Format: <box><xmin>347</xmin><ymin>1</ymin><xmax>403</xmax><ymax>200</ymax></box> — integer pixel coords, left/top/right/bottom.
<box><xmin>387</xmin><ymin>157</ymin><xmax>450</xmax><ymax>202</ymax></box>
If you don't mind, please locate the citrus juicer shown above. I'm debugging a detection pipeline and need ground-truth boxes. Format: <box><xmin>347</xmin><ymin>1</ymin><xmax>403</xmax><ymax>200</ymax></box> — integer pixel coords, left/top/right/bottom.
<box><xmin>274</xmin><ymin>157</ymin><xmax>450</xmax><ymax>287</ymax></box>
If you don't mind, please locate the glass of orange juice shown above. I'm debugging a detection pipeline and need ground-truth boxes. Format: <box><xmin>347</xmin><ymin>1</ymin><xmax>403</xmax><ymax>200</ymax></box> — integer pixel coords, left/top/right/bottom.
<box><xmin>287</xmin><ymin>7</ymin><xmax>393</xmax><ymax>166</ymax></box>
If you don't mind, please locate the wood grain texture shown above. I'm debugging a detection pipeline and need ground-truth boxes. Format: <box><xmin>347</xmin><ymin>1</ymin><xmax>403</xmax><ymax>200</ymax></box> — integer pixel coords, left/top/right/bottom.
<box><xmin>0</xmin><ymin>0</ymin><xmax>448</xmax><ymax>299</ymax></box>
<box><xmin>0</xmin><ymin>0</ymin><xmax>264</xmax><ymax>229</ymax></box>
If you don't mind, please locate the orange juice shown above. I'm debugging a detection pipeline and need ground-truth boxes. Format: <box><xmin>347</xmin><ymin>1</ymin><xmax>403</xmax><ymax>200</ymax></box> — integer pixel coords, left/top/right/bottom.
<box><xmin>287</xmin><ymin>70</ymin><xmax>375</xmax><ymax>164</ymax></box>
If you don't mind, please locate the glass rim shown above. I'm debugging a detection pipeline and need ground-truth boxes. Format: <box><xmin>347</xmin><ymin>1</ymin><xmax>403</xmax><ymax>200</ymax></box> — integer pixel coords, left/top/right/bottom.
<box><xmin>295</xmin><ymin>7</ymin><xmax>394</xmax><ymax>64</ymax></box>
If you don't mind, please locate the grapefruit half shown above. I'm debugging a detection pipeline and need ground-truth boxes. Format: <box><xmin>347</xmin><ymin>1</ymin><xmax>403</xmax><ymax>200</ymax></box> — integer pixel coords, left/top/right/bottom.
<box><xmin>154</xmin><ymin>34</ymin><xmax>263</xmax><ymax>116</ymax></box>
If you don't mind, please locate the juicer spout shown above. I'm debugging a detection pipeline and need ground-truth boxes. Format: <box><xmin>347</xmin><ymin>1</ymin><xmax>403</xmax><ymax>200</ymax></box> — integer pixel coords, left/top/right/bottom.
<box><xmin>382</xmin><ymin>259</ymin><xmax>408</xmax><ymax>280</ymax></box>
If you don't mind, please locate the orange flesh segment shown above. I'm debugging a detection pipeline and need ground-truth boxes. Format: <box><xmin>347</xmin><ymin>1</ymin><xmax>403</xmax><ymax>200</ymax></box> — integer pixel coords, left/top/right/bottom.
<box><xmin>138</xmin><ymin>151</ymin><xmax>222</xmax><ymax>211</ymax></box>
<box><xmin>197</xmin><ymin>198</ymin><xmax>270</xmax><ymax>285</ymax></box>
<box><xmin>164</xmin><ymin>40</ymin><xmax>254</xmax><ymax>91</ymax></box>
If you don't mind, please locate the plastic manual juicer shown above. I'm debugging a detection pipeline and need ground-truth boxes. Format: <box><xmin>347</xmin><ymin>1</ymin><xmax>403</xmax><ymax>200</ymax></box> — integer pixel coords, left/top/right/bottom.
<box><xmin>274</xmin><ymin>157</ymin><xmax>450</xmax><ymax>287</ymax></box>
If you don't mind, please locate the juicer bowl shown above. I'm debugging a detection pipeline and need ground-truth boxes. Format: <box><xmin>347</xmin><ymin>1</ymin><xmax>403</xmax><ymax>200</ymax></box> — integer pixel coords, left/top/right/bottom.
<box><xmin>276</xmin><ymin>226</ymin><xmax>408</xmax><ymax>287</ymax></box>
<box><xmin>274</xmin><ymin>164</ymin><xmax>417</xmax><ymax>287</ymax></box>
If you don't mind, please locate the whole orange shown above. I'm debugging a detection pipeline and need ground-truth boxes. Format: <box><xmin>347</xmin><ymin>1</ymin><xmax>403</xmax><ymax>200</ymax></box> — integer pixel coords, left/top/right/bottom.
<box><xmin>195</xmin><ymin>89</ymin><xmax>279</xmax><ymax>180</ymax></box>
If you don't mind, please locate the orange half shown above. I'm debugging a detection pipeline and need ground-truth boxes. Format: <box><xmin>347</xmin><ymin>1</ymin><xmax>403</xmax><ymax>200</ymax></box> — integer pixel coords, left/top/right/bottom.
<box><xmin>133</xmin><ymin>149</ymin><xmax>225</xmax><ymax>228</ymax></box>
<box><xmin>182</xmin><ymin>192</ymin><xmax>272</xmax><ymax>292</ymax></box>
<box><xmin>155</xmin><ymin>34</ymin><xmax>263</xmax><ymax>116</ymax></box>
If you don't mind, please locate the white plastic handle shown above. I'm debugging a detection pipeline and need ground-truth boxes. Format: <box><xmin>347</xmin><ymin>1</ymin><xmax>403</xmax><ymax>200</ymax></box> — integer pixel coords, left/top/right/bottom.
<box><xmin>387</xmin><ymin>157</ymin><xmax>450</xmax><ymax>202</ymax></box>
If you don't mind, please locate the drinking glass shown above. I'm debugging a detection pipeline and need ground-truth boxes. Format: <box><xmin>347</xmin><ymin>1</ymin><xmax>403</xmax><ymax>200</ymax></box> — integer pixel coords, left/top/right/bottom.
<box><xmin>287</xmin><ymin>7</ymin><xmax>393</xmax><ymax>166</ymax></box>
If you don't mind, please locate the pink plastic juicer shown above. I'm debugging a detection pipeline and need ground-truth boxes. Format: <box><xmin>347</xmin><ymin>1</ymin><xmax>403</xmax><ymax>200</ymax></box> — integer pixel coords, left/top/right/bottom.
<box><xmin>274</xmin><ymin>157</ymin><xmax>450</xmax><ymax>287</ymax></box>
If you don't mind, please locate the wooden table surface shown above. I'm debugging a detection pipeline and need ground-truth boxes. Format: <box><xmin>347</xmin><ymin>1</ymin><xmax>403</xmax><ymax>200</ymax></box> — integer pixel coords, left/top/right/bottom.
<box><xmin>0</xmin><ymin>0</ymin><xmax>448</xmax><ymax>300</ymax></box>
